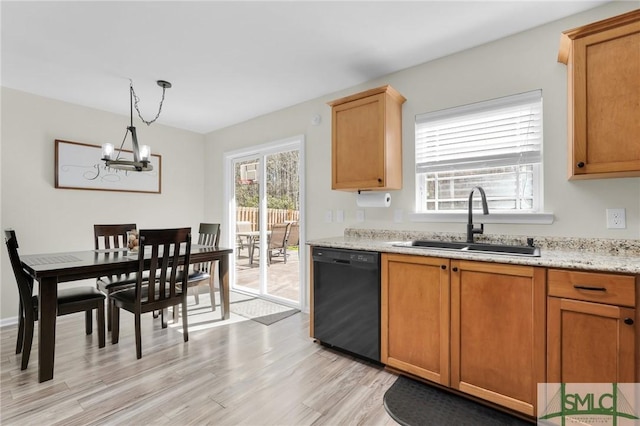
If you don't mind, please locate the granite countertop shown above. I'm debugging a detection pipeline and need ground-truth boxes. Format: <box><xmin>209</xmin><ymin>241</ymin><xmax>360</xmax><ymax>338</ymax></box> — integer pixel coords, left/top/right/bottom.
<box><xmin>307</xmin><ymin>229</ymin><xmax>640</xmax><ymax>274</ymax></box>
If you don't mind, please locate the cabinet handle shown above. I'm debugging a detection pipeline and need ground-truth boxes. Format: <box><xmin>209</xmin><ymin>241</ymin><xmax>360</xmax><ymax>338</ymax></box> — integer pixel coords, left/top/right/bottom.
<box><xmin>577</xmin><ymin>161</ymin><xmax>585</xmax><ymax>168</ymax></box>
<box><xmin>441</xmin><ymin>265</ymin><xmax>446</xmax><ymax>270</ymax></box>
<box><xmin>624</xmin><ymin>318</ymin><xmax>634</xmax><ymax>325</ymax></box>
<box><xmin>573</xmin><ymin>285</ymin><xmax>606</xmax><ymax>292</ymax></box>
<box><xmin>377</xmin><ymin>178</ymin><xmax>383</xmax><ymax>183</ymax></box>
<box><xmin>452</xmin><ymin>267</ymin><xmax>458</xmax><ymax>272</ymax></box>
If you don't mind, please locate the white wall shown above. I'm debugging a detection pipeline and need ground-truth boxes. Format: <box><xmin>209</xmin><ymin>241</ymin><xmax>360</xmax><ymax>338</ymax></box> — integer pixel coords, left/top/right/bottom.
<box><xmin>1</xmin><ymin>88</ymin><xmax>206</xmax><ymax>320</ymax></box>
<box><xmin>205</xmin><ymin>2</ymin><xmax>640</xmax><ymax>243</ymax></box>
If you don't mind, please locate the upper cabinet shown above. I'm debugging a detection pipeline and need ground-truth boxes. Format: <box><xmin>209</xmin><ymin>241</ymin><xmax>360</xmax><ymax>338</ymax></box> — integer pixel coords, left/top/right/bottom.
<box><xmin>558</xmin><ymin>10</ymin><xmax>640</xmax><ymax>179</ymax></box>
<box><xmin>328</xmin><ymin>85</ymin><xmax>406</xmax><ymax>191</ymax></box>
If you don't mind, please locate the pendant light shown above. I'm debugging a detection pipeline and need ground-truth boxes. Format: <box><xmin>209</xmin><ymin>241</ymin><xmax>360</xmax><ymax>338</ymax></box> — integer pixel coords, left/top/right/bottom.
<box><xmin>101</xmin><ymin>79</ymin><xmax>171</xmax><ymax>172</ymax></box>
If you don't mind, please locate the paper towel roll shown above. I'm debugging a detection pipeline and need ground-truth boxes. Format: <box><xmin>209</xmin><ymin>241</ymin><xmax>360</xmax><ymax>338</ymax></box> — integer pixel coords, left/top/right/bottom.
<box><xmin>356</xmin><ymin>192</ymin><xmax>391</xmax><ymax>208</ymax></box>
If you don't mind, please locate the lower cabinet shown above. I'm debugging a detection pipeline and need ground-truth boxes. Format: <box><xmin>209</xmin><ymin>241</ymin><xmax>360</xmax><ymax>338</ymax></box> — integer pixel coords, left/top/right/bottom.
<box><xmin>450</xmin><ymin>260</ymin><xmax>546</xmax><ymax>417</ymax></box>
<box><xmin>381</xmin><ymin>254</ymin><xmax>450</xmax><ymax>385</ymax></box>
<box><xmin>382</xmin><ymin>254</ymin><xmax>546</xmax><ymax>417</ymax></box>
<box><xmin>547</xmin><ymin>269</ymin><xmax>637</xmax><ymax>383</ymax></box>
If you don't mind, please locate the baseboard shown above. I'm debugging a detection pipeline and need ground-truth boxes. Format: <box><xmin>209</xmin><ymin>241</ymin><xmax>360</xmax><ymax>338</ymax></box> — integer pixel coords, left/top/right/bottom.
<box><xmin>0</xmin><ymin>317</ymin><xmax>18</xmax><ymax>328</ymax></box>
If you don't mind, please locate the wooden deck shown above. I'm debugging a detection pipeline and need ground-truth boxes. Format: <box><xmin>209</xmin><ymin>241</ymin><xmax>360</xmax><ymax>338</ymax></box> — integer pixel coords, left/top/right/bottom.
<box><xmin>234</xmin><ymin>246</ymin><xmax>301</xmax><ymax>304</ymax></box>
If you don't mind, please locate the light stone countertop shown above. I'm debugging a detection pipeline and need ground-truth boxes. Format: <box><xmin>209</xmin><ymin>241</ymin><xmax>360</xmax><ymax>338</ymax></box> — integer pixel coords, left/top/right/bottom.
<box><xmin>307</xmin><ymin>228</ymin><xmax>640</xmax><ymax>274</ymax></box>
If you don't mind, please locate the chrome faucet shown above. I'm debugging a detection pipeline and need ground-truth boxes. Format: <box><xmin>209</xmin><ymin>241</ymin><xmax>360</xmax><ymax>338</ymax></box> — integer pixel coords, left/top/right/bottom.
<box><xmin>467</xmin><ymin>186</ymin><xmax>489</xmax><ymax>243</ymax></box>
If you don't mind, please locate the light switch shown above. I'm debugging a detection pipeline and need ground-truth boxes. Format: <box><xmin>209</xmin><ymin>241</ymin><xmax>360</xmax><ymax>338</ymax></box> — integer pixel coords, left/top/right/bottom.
<box><xmin>324</xmin><ymin>210</ymin><xmax>333</xmax><ymax>223</ymax></box>
<box><xmin>356</xmin><ymin>210</ymin><xmax>365</xmax><ymax>222</ymax></box>
<box><xmin>336</xmin><ymin>209</ymin><xmax>344</xmax><ymax>223</ymax></box>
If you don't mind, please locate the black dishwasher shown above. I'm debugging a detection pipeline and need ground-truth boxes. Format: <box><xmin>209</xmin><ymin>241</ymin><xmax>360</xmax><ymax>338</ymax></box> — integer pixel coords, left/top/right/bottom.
<box><xmin>312</xmin><ymin>247</ymin><xmax>380</xmax><ymax>362</ymax></box>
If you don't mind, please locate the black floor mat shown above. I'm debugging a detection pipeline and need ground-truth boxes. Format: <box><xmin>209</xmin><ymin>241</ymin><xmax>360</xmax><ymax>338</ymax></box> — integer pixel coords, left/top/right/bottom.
<box><xmin>383</xmin><ymin>375</ymin><xmax>534</xmax><ymax>426</ymax></box>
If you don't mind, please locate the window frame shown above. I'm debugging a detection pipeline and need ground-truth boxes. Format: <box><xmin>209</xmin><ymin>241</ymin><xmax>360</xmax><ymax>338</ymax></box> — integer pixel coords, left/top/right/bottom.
<box><xmin>411</xmin><ymin>90</ymin><xmax>553</xmax><ymax>224</ymax></box>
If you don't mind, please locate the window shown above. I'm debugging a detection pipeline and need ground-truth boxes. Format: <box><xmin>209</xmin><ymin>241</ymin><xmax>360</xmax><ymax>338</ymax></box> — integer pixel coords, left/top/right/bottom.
<box><xmin>415</xmin><ymin>90</ymin><xmax>542</xmax><ymax>213</ymax></box>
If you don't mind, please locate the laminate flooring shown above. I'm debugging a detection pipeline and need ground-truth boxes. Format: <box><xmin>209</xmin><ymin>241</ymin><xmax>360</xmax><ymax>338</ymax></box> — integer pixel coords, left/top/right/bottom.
<box><xmin>0</xmin><ymin>299</ymin><xmax>398</xmax><ymax>425</ymax></box>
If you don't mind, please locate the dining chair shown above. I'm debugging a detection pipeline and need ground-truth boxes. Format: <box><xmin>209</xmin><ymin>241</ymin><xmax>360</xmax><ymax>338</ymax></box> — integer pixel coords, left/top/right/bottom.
<box><xmin>94</xmin><ymin>223</ymin><xmax>138</xmax><ymax>331</ymax></box>
<box><xmin>173</xmin><ymin>223</ymin><xmax>220</xmax><ymax>321</ymax></box>
<box><xmin>5</xmin><ymin>229</ymin><xmax>106</xmax><ymax>370</ymax></box>
<box><xmin>110</xmin><ymin>228</ymin><xmax>192</xmax><ymax>359</ymax></box>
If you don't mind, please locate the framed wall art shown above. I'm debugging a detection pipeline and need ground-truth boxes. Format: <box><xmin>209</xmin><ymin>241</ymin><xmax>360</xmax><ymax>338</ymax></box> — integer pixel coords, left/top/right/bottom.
<box><xmin>55</xmin><ymin>139</ymin><xmax>162</xmax><ymax>193</ymax></box>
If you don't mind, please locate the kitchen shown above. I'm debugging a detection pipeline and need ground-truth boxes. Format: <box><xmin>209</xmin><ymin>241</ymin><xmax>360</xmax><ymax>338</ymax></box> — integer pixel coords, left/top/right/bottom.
<box><xmin>2</xmin><ymin>1</ymin><xmax>639</xmax><ymax>424</ymax></box>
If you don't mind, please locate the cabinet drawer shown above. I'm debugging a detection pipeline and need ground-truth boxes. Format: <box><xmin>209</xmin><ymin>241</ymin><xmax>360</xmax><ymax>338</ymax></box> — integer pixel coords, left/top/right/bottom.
<box><xmin>548</xmin><ymin>269</ymin><xmax>636</xmax><ymax>307</ymax></box>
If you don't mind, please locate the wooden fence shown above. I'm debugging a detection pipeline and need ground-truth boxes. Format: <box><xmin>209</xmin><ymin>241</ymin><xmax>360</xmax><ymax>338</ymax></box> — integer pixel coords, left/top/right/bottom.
<box><xmin>236</xmin><ymin>207</ymin><xmax>299</xmax><ymax>231</ymax></box>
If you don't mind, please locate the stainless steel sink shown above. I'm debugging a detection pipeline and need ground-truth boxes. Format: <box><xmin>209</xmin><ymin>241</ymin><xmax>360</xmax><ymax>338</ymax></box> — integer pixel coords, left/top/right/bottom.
<box><xmin>393</xmin><ymin>240</ymin><xmax>541</xmax><ymax>257</ymax></box>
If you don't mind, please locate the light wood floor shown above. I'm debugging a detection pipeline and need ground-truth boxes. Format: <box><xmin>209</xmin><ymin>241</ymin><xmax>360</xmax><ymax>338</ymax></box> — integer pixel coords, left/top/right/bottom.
<box><xmin>1</xmin><ymin>303</ymin><xmax>398</xmax><ymax>425</ymax></box>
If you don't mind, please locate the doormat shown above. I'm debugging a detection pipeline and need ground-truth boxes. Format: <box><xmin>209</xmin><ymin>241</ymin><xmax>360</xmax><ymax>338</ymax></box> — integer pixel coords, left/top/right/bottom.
<box><xmin>230</xmin><ymin>297</ymin><xmax>300</xmax><ymax>325</ymax></box>
<box><xmin>383</xmin><ymin>375</ymin><xmax>533</xmax><ymax>426</ymax></box>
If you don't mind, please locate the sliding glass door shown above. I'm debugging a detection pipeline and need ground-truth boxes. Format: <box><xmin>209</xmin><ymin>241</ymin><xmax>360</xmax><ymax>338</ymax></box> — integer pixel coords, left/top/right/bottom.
<box><xmin>226</xmin><ymin>136</ymin><xmax>304</xmax><ymax>308</ymax></box>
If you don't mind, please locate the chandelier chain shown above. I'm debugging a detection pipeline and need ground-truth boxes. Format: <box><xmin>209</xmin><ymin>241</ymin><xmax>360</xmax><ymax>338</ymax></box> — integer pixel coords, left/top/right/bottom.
<box><xmin>130</xmin><ymin>79</ymin><xmax>166</xmax><ymax>126</ymax></box>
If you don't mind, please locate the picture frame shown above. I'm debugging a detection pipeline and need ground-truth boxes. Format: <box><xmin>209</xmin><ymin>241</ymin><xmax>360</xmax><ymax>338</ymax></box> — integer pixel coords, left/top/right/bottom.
<box><xmin>55</xmin><ymin>139</ymin><xmax>162</xmax><ymax>193</ymax></box>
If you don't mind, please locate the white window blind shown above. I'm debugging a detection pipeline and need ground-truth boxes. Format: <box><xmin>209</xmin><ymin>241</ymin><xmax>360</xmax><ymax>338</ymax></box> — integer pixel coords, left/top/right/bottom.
<box><xmin>416</xmin><ymin>90</ymin><xmax>542</xmax><ymax>173</ymax></box>
<box><xmin>415</xmin><ymin>90</ymin><xmax>543</xmax><ymax>212</ymax></box>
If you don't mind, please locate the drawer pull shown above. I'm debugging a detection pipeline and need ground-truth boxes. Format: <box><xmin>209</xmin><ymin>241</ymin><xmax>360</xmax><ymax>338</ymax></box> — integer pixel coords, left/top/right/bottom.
<box><xmin>573</xmin><ymin>285</ymin><xmax>607</xmax><ymax>292</ymax></box>
<box><xmin>624</xmin><ymin>318</ymin><xmax>634</xmax><ymax>325</ymax></box>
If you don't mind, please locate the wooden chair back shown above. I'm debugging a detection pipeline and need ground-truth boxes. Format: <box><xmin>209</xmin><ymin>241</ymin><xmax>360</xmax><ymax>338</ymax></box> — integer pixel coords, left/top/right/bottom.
<box><xmin>197</xmin><ymin>223</ymin><xmax>220</xmax><ymax>247</ymax></box>
<box><xmin>135</xmin><ymin>228</ymin><xmax>192</xmax><ymax>311</ymax></box>
<box><xmin>4</xmin><ymin>230</ymin><xmax>35</xmax><ymax>322</ymax></box>
<box><xmin>94</xmin><ymin>224</ymin><xmax>137</xmax><ymax>249</ymax></box>
<box><xmin>194</xmin><ymin>223</ymin><xmax>220</xmax><ymax>274</ymax></box>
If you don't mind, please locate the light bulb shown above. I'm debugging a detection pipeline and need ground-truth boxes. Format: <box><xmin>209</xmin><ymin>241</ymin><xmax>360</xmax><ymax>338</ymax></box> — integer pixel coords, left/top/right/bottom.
<box><xmin>102</xmin><ymin>143</ymin><xmax>114</xmax><ymax>160</ymax></box>
<box><xmin>140</xmin><ymin>145</ymin><xmax>151</xmax><ymax>162</ymax></box>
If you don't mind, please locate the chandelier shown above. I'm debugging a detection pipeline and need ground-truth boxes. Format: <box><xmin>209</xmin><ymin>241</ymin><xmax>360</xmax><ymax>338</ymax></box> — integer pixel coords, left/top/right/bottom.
<box><xmin>101</xmin><ymin>79</ymin><xmax>171</xmax><ymax>172</ymax></box>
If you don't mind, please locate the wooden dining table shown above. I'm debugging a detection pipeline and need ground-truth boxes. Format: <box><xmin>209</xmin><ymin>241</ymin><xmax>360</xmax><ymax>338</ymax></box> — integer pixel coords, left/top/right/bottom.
<box><xmin>20</xmin><ymin>244</ymin><xmax>233</xmax><ymax>382</ymax></box>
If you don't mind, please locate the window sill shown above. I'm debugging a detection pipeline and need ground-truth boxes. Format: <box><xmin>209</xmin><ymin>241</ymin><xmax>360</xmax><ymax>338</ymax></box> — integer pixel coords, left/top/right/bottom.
<box><xmin>408</xmin><ymin>212</ymin><xmax>555</xmax><ymax>225</ymax></box>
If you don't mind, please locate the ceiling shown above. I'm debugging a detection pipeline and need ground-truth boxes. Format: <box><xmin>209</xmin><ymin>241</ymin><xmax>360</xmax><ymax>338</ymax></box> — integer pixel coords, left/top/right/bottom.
<box><xmin>1</xmin><ymin>1</ymin><xmax>608</xmax><ymax>134</ymax></box>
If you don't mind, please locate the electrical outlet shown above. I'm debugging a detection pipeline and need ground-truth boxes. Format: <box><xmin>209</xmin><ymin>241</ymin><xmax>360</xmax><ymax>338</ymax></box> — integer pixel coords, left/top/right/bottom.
<box><xmin>606</xmin><ymin>208</ymin><xmax>626</xmax><ymax>229</ymax></box>
<box><xmin>356</xmin><ymin>210</ymin><xmax>365</xmax><ymax>222</ymax></box>
<box><xmin>336</xmin><ymin>210</ymin><xmax>344</xmax><ymax>223</ymax></box>
<box><xmin>324</xmin><ymin>210</ymin><xmax>333</xmax><ymax>223</ymax></box>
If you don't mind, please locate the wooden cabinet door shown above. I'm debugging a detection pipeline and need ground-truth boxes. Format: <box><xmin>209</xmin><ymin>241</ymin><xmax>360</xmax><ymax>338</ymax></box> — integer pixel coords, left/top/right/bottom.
<box><xmin>332</xmin><ymin>93</ymin><xmax>386</xmax><ymax>190</ymax></box>
<box><xmin>547</xmin><ymin>297</ymin><xmax>636</xmax><ymax>383</ymax></box>
<box><xmin>329</xmin><ymin>85</ymin><xmax>405</xmax><ymax>190</ymax></box>
<box><xmin>450</xmin><ymin>260</ymin><xmax>546</xmax><ymax>416</ymax></box>
<box><xmin>562</xmin><ymin>11</ymin><xmax>640</xmax><ymax>179</ymax></box>
<box><xmin>382</xmin><ymin>254</ymin><xmax>450</xmax><ymax>385</ymax></box>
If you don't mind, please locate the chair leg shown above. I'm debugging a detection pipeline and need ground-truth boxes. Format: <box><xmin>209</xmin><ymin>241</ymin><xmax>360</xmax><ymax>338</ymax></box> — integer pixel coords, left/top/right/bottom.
<box><xmin>209</xmin><ymin>282</ymin><xmax>217</xmax><ymax>312</ymax></box>
<box><xmin>21</xmin><ymin>313</ymin><xmax>34</xmax><ymax>370</ymax></box>
<box><xmin>192</xmin><ymin>287</ymin><xmax>200</xmax><ymax>305</ymax></box>
<box><xmin>181</xmin><ymin>299</ymin><xmax>189</xmax><ymax>342</ymax></box>
<box><xmin>85</xmin><ymin>310</ymin><xmax>93</xmax><ymax>335</ymax></box>
<box><xmin>135</xmin><ymin>313</ymin><xmax>142</xmax><ymax>359</ymax></box>
<box><xmin>111</xmin><ymin>306</ymin><xmax>120</xmax><ymax>344</ymax></box>
<box><xmin>284</xmin><ymin>246</ymin><xmax>287</xmax><ymax>264</ymax></box>
<box><xmin>161</xmin><ymin>308</ymin><xmax>168</xmax><ymax>329</ymax></box>
<box><xmin>16</xmin><ymin>302</ymin><xmax>24</xmax><ymax>354</ymax></box>
<box><xmin>173</xmin><ymin>305</ymin><xmax>179</xmax><ymax>323</ymax></box>
<box><xmin>106</xmin><ymin>294</ymin><xmax>112</xmax><ymax>332</ymax></box>
<box><xmin>97</xmin><ymin>303</ymin><xmax>105</xmax><ymax>348</ymax></box>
